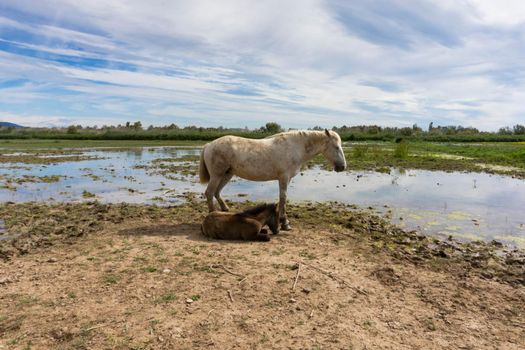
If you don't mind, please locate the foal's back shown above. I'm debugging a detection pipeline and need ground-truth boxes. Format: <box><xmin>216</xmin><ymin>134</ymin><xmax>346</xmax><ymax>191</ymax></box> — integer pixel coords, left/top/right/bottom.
<box><xmin>201</xmin><ymin>211</ymin><xmax>270</xmax><ymax>241</ymax></box>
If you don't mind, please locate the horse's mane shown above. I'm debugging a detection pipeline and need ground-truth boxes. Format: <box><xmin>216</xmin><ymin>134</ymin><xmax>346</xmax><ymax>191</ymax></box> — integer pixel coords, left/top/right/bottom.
<box><xmin>236</xmin><ymin>203</ymin><xmax>276</xmax><ymax>217</ymax></box>
<box><xmin>265</xmin><ymin>129</ymin><xmax>324</xmax><ymax>139</ymax></box>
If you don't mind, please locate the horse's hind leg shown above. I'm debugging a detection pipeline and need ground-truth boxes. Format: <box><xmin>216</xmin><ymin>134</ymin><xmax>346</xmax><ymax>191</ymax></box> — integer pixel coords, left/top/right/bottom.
<box><xmin>278</xmin><ymin>177</ymin><xmax>292</xmax><ymax>231</ymax></box>
<box><xmin>205</xmin><ymin>176</ymin><xmax>222</xmax><ymax>212</ymax></box>
<box><xmin>215</xmin><ymin>171</ymin><xmax>233</xmax><ymax>211</ymax></box>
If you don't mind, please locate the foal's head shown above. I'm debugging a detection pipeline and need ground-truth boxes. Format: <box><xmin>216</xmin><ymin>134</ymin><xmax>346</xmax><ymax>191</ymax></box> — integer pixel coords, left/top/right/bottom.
<box><xmin>264</xmin><ymin>203</ymin><xmax>280</xmax><ymax>235</ymax></box>
<box><xmin>322</xmin><ymin>129</ymin><xmax>346</xmax><ymax>172</ymax></box>
<box><xmin>240</xmin><ymin>203</ymin><xmax>280</xmax><ymax>234</ymax></box>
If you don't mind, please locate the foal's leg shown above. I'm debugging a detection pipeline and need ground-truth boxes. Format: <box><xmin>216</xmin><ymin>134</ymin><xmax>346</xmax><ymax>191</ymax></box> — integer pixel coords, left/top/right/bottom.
<box><xmin>240</xmin><ymin>219</ymin><xmax>269</xmax><ymax>241</ymax></box>
<box><xmin>205</xmin><ymin>176</ymin><xmax>222</xmax><ymax>212</ymax></box>
<box><xmin>278</xmin><ymin>177</ymin><xmax>291</xmax><ymax>231</ymax></box>
<box><xmin>214</xmin><ymin>171</ymin><xmax>233</xmax><ymax>211</ymax></box>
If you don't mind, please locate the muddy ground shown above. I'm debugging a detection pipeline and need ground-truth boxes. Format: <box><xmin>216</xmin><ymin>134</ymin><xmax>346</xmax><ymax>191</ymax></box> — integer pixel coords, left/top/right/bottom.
<box><xmin>0</xmin><ymin>201</ymin><xmax>524</xmax><ymax>350</ymax></box>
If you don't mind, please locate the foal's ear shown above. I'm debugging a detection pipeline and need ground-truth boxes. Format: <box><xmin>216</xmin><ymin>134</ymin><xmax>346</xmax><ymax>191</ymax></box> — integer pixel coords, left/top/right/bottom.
<box><xmin>324</xmin><ymin>128</ymin><xmax>330</xmax><ymax>137</ymax></box>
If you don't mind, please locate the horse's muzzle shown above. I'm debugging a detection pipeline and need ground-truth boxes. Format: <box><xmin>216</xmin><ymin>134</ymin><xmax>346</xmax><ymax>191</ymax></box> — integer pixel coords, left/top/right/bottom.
<box><xmin>334</xmin><ymin>164</ymin><xmax>346</xmax><ymax>172</ymax></box>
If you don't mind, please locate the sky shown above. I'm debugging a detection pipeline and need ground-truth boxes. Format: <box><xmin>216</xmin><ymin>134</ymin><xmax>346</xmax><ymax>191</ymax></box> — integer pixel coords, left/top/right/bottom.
<box><xmin>0</xmin><ymin>1</ymin><xmax>525</xmax><ymax>130</ymax></box>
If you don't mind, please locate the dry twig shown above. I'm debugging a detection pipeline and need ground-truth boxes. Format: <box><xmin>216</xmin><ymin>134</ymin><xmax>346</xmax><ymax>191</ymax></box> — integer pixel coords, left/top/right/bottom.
<box><xmin>227</xmin><ymin>290</ymin><xmax>234</xmax><ymax>303</ymax></box>
<box><xmin>210</xmin><ymin>264</ymin><xmax>245</xmax><ymax>278</ymax></box>
<box><xmin>85</xmin><ymin>324</ymin><xmax>106</xmax><ymax>332</ymax></box>
<box><xmin>292</xmin><ymin>263</ymin><xmax>301</xmax><ymax>291</ymax></box>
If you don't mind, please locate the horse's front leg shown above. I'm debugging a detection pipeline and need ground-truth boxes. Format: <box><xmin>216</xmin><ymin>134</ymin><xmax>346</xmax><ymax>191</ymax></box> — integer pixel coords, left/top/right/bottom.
<box><xmin>278</xmin><ymin>177</ymin><xmax>291</xmax><ymax>231</ymax></box>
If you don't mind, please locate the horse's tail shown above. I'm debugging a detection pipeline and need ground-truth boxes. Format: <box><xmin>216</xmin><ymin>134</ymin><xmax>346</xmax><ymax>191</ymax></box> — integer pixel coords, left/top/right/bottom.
<box><xmin>199</xmin><ymin>146</ymin><xmax>210</xmax><ymax>184</ymax></box>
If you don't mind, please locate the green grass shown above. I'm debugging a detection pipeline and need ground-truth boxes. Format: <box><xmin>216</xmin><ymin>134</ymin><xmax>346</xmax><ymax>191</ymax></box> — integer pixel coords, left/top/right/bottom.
<box><xmin>156</xmin><ymin>293</ymin><xmax>177</xmax><ymax>304</ymax></box>
<box><xmin>102</xmin><ymin>274</ymin><xmax>120</xmax><ymax>284</ymax></box>
<box><xmin>82</xmin><ymin>190</ymin><xmax>96</xmax><ymax>198</ymax></box>
<box><xmin>333</xmin><ymin>141</ymin><xmax>525</xmax><ymax>177</ymax></box>
<box><xmin>411</xmin><ymin>141</ymin><xmax>525</xmax><ymax>166</ymax></box>
<box><xmin>393</xmin><ymin>140</ymin><xmax>409</xmax><ymax>159</ymax></box>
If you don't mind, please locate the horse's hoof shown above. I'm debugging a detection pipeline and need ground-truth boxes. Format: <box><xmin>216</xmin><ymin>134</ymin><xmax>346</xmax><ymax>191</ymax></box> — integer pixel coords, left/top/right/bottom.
<box><xmin>281</xmin><ymin>223</ymin><xmax>292</xmax><ymax>231</ymax></box>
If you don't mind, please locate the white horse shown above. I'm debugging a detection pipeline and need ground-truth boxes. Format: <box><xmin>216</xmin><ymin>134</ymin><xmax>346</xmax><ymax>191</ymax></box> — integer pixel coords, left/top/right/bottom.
<box><xmin>199</xmin><ymin>129</ymin><xmax>346</xmax><ymax>231</ymax></box>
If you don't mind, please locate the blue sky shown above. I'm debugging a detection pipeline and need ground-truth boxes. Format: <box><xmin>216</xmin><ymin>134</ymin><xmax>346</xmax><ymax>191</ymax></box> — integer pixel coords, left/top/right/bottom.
<box><xmin>1</xmin><ymin>0</ymin><xmax>525</xmax><ymax>130</ymax></box>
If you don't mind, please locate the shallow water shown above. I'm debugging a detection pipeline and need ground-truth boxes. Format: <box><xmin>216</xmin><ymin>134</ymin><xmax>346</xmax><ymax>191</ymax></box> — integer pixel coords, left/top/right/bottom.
<box><xmin>1</xmin><ymin>147</ymin><xmax>524</xmax><ymax>247</ymax></box>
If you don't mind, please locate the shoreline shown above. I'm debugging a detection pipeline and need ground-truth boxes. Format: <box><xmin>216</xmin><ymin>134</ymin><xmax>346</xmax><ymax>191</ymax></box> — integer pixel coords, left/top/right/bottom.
<box><xmin>1</xmin><ymin>201</ymin><xmax>523</xmax><ymax>285</ymax></box>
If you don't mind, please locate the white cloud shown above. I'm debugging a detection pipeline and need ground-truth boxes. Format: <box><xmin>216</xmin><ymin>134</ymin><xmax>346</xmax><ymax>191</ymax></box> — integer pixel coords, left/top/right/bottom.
<box><xmin>468</xmin><ymin>0</ymin><xmax>525</xmax><ymax>26</ymax></box>
<box><xmin>0</xmin><ymin>113</ymin><xmax>125</xmax><ymax>128</ymax></box>
<box><xmin>0</xmin><ymin>0</ymin><xmax>524</xmax><ymax>129</ymax></box>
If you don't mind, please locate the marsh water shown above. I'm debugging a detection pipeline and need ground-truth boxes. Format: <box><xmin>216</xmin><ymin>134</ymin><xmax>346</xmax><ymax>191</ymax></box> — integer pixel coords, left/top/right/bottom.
<box><xmin>1</xmin><ymin>146</ymin><xmax>524</xmax><ymax>247</ymax></box>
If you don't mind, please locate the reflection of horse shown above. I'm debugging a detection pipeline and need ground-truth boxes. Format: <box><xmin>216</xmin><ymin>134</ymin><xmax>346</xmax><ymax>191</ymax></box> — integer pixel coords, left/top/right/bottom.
<box><xmin>199</xmin><ymin>129</ymin><xmax>346</xmax><ymax>230</ymax></box>
<box><xmin>201</xmin><ymin>203</ymin><xmax>279</xmax><ymax>241</ymax></box>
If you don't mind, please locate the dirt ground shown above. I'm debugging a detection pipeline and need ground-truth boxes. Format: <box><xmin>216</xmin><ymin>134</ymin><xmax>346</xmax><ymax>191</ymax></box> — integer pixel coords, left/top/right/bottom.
<box><xmin>0</xmin><ymin>202</ymin><xmax>524</xmax><ymax>350</ymax></box>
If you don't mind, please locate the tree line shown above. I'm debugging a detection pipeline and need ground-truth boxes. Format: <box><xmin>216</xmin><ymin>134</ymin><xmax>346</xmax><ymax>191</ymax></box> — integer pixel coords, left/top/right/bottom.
<box><xmin>1</xmin><ymin>121</ymin><xmax>525</xmax><ymax>142</ymax></box>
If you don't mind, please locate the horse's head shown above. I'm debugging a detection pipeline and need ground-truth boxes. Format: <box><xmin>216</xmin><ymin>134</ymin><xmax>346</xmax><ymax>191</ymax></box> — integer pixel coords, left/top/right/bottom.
<box><xmin>322</xmin><ymin>129</ymin><xmax>346</xmax><ymax>172</ymax></box>
<box><xmin>265</xmin><ymin>203</ymin><xmax>280</xmax><ymax>234</ymax></box>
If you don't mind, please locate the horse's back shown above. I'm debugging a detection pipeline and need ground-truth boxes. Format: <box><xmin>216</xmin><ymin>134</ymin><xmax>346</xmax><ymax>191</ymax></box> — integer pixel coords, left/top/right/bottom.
<box><xmin>205</xmin><ymin>135</ymin><xmax>270</xmax><ymax>156</ymax></box>
<box><xmin>203</xmin><ymin>135</ymin><xmax>292</xmax><ymax>181</ymax></box>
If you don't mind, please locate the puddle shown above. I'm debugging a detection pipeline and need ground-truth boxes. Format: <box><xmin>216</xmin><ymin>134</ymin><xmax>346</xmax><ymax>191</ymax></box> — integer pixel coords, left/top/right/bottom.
<box><xmin>0</xmin><ymin>146</ymin><xmax>524</xmax><ymax>247</ymax></box>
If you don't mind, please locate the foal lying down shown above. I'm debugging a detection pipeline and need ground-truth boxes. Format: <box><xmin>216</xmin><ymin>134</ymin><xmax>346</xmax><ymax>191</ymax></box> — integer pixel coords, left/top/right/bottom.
<box><xmin>201</xmin><ymin>203</ymin><xmax>279</xmax><ymax>241</ymax></box>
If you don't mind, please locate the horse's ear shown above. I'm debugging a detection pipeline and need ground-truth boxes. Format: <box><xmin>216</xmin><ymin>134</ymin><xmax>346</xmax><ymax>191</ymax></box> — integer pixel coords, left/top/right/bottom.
<box><xmin>325</xmin><ymin>129</ymin><xmax>330</xmax><ymax>137</ymax></box>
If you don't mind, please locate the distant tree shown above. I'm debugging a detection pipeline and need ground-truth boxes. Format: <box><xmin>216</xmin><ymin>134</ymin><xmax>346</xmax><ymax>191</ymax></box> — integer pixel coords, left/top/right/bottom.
<box><xmin>366</xmin><ymin>125</ymin><xmax>381</xmax><ymax>134</ymax></box>
<box><xmin>67</xmin><ymin>125</ymin><xmax>78</xmax><ymax>134</ymax></box>
<box><xmin>125</xmin><ymin>121</ymin><xmax>131</xmax><ymax>128</ymax></box>
<box><xmin>264</xmin><ymin>122</ymin><xmax>283</xmax><ymax>134</ymax></box>
<box><xmin>443</xmin><ymin>125</ymin><xmax>457</xmax><ymax>135</ymax></box>
<box><xmin>513</xmin><ymin>124</ymin><xmax>525</xmax><ymax>135</ymax></box>
<box><xmin>412</xmin><ymin>124</ymin><xmax>422</xmax><ymax>133</ymax></box>
<box><xmin>498</xmin><ymin>126</ymin><xmax>512</xmax><ymax>135</ymax></box>
<box><xmin>132</xmin><ymin>121</ymin><xmax>142</xmax><ymax>130</ymax></box>
<box><xmin>457</xmin><ymin>126</ymin><xmax>479</xmax><ymax>134</ymax></box>
<box><xmin>428</xmin><ymin>122</ymin><xmax>434</xmax><ymax>132</ymax></box>
<box><xmin>400</xmin><ymin>127</ymin><xmax>413</xmax><ymax>136</ymax></box>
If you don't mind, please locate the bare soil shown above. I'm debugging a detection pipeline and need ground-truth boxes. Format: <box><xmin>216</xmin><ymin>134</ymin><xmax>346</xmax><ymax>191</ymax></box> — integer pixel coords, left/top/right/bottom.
<box><xmin>0</xmin><ymin>202</ymin><xmax>524</xmax><ymax>349</ymax></box>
